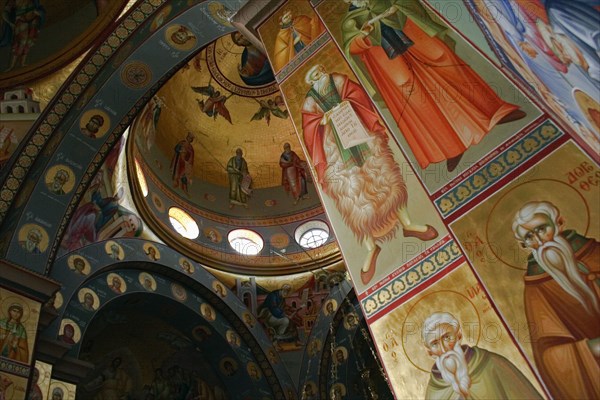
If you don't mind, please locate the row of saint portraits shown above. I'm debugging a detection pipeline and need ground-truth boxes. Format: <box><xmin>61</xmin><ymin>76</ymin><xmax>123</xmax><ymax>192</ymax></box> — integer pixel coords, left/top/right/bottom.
<box><xmin>0</xmin><ymin>361</ymin><xmax>75</xmax><ymax>400</ymax></box>
<box><xmin>258</xmin><ymin>0</ymin><xmax>599</xmax><ymax>156</ymax></box>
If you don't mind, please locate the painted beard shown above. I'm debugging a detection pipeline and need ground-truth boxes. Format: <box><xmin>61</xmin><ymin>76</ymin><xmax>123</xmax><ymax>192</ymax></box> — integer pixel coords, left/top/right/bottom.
<box><xmin>312</xmin><ymin>74</ymin><xmax>330</xmax><ymax>96</ymax></box>
<box><xmin>351</xmin><ymin>0</ymin><xmax>370</xmax><ymax>8</ymax></box>
<box><xmin>434</xmin><ymin>345</ymin><xmax>471</xmax><ymax>398</ymax></box>
<box><xmin>533</xmin><ymin>235</ymin><xmax>600</xmax><ymax>314</ymax></box>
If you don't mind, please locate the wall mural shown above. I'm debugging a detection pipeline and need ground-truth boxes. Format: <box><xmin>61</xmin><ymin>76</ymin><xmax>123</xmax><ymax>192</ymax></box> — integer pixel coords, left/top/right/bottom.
<box><xmin>256</xmin><ymin>0</ymin><xmax>597</xmax><ymax>399</ymax></box>
<box><xmin>0</xmin><ymin>0</ymin><xmax>128</xmax><ymax>87</ymax></box>
<box><xmin>466</xmin><ymin>0</ymin><xmax>600</xmax><ymax>154</ymax></box>
<box><xmin>59</xmin><ymin>136</ymin><xmax>143</xmax><ymax>255</ymax></box>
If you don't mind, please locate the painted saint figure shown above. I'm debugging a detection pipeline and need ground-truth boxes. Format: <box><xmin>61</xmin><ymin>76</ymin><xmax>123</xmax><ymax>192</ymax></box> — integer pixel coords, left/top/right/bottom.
<box><xmin>341</xmin><ymin>0</ymin><xmax>526</xmax><ymax>171</ymax></box>
<box><xmin>231</xmin><ymin>31</ymin><xmax>274</xmax><ymax>86</ymax></box>
<box><xmin>0</xmin><ymin>303</ymin><xmax>29</xmax><ymax>363</ymax></box>
<box><xmin>422</xmin><ymin>312</ymin><xmax>541</xmax><ymax>399</ymax></box>
<box><xmin>226</xmin><ymin>148</ymin><xmax>250</xmax><ymax>209</ymax></box>
<box><xmin>512</xmin><ymin>201</ymin><xmax>600</xmax><ymax>399</ymax></box>
<box><xmin>48</xmin><ymin>169</ymin><xmax>70</xmax><ymax>195</ymax></box>
<box><xmin>0</xmin><ymin>0</ymin><xmax>45</xmax><ymax>71</ymax></box>
<box><xmin>273</xmin><ymin>9</ymin><xmax>323</xmax><ymax>71</ymax></box>
<box><xmin>301</xmin><ymin>64</ymin><xmax>438</xmax><ymax>285</ymax></box>
<box><xmin>170</xmin><ymin>132</ymin><xmax>195</xmax><ymax>195</ymax></box>
<box><xmin>279</xmin><ymin>142</ymin><xmax>309</xmax><ymax>204</ymax></box>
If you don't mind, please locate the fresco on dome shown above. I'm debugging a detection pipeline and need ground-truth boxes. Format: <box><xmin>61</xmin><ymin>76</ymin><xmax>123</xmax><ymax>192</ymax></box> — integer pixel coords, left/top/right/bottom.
<box><xmin>370</xmin><ymin>262</ymin><xmax>547</xmax><ymax>399</ymax></box>
<box><xmin>278</xmin><ymin>41</ymin><xmax>447</xmax><ymax>292</ymax></box>
<box><xmin>467</xmin><ymin>0</ymin><xmax>600</xmax><ymax>153</ymax></box>
<box><xmin>257</xmin><ymin>1</ymin><xmax>325</xmax><ymax>74</ymax></box>
<box><xmin>0</xmin><ymin>0</ymin><xmax>128</xmax><ymax>87</ymax></box>
<box><xmin>451</xmin><ymin>141</ymin><xmax>600</xmax><ymax>399</ymax></box>
<box><xmin>59</xmin><ymin>137</ymin><xmax>143</xmax><ymax>255</ymax></box>
<box><xmin>0</xmin><ymin>287</ymin><xmax>40</xmax><ymax>367</ymax></box>
<box><xmin>315</xmin><ymin>0</ymin><xmax>540</xmax><ymax>194</ymax></box>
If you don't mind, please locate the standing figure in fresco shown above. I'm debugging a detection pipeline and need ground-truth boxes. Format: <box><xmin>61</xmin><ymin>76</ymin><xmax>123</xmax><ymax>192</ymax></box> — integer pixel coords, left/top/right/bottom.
<box><xmin>61</xmin><ymin>184</ymin><xmax>143</xmax><ymax>252</ymax></box>
<box><xmin>340</xmin><ymin>0</ymin><xmax>526</xmax><ymax>172</ymax></box>
<box><xmin>512</xmin><ymin>201</ymin><xmax>600</xmax><ymax>399</ymax></box>
<box><xmin>231</xmin><ymin>31</ymin><xmax>275</xmax><ymax>86</ymax></box>
<box><xmin>28</xmin><ymin>367</ymin><xmax>43</xmax><ymax>400</ymax></box>
<box><xmin>273</xmin><ymin>9</ymin><xmax>323</xmax><ymax>71</ymax></box>
<box><xmin>301</xmin><ymin>64</ymin><xmax>438</xmax><ymax>285</ymax></box>
<box><xmin>226</xmin><ymin>148</ymin><xmax>250</xmax><ymax>209</ymax></box>
<box><xmin>422</xmin><ymin>312</ymin><xmax>542</xmax><ymax>399</ymax></box>
<box><xmin>170</xmin><ymin>132</ymin><xmax>195</xmax><ymax>195</ymax></box>
<box><xmin>279</xmin><ymin>142</ymin><xmax>309</xmax><ymax>205</ymax></box>
<box><xmin>0</xmin><ymin>303</ymin><xmax>28</xmax><ymax>363</ymax></box>
<box><xmin>0</xmin><ymin>0</ymin><xmax>45</xmax><ymax>71</ymax></box>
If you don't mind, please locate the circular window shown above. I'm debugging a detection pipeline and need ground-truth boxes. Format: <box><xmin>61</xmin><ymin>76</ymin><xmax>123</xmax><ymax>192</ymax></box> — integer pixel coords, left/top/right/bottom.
<box><xmin>168</xmin><ymin>207</ymin><xmax>199</xmax><ymax>239</ymax></box>
<box><xmin>134</xmin><ymin>158</ymin><xmax>148</xmax><ymax>197</ymax></box>
<box><xmin>295</xmin><ymin>220</ymin><xmax>330</xmax><ymax>249</ymax></box>
<box><xmin>228</xmin><ymin>229</ymin><xmax>264</xmax><ymax>256</ymax></box>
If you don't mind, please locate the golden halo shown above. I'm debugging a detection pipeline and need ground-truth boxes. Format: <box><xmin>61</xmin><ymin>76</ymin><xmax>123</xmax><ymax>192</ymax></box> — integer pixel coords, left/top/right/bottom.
<box><xmin>143</xmin><ymin>242</ymin><xmax>161</xmax><ymax>260</ymax></box>
<box><xmin>77</xmin><ymin>288</ymin><xmax>100</xmax><ymax>311</ymax></box>
<box><xmin>200</xmin><ymin>303</ymin><xmax>216</xmax><ymax>321</ymax></box>
<box><xmin>401</xmin><ymin>290</ymin><xmax>481</xmax><ymax>373</ymax></box>
<box><xmin>67</xmin><ymin>255</ymin><xmax>91</xmax><ymax>276</ymax></box>
<box><xmin>44</xmin><ymin>164</ymin><xmax>76</xmax><ymax>195</ymax></box>
<box><xmin>485</xmin><ymin>179</ymin><xmax>590</xmax><ymax>270</ymax></box>
<box><xmin>49</xmin><ymin>380</ymin><xmax>69</xmax><ymax>399</ymax></box>
<box><xmin>171</xmin><ymin>283</ymin><xmax>187</xmax><ymax>302</ymax></box>
<box><xmin>1</xmin><ymin>297</ymin><xmax>31</xmax><ymax>323</ymax></box>
<box><xmin>53</xmin><ymin>292</ymin><xmax>64</xmax><ymax>310</ymax></box>
<box><xmin>323</xmin><ymin>299</ymin><xmax>338</xmax><ymax>315</ymax></box>
<box><xmin>573</xmin><ymin>88</ymin><xmax>600</xmax><ymax>133</ymax></box>
<box><xmin>106</xmin><ymin>273</ymin><xmax>127</xmax><ymax>293</ymax></box>
<box><xmin>208</xmin><ymin>1</ymin><xmax>233</xmax><ymax>27</ymax></box>
<box><xmin>59</xmin><ymin>318</ymin><xmax>82</xmax><ymax>344</ymax></box>
<box><xmin>164</xmin><ymin>24</ymin><xmax>197</xmax><ymax>51</ymax></box>
<box><xmin>79</xmin><ymin>109</ymin><xmax>111</xmax><ymax>139</ymax></box>
<box><xmin>17</xmin><ymin>224</ymin><xmax>49</xmax><ymax>254</ymax></box>
<box><xmin>138</xmin><ymin>272</ymin><xmax>157</xmax><ymax>291</ymax></box>
<box><xmin>104</xmin><ymin>241</ymin><xmax>124</xmax><ymax>260</ymax></box>
<box><xmin>179</xmin><ymin>257</ymin><xmax>195</xmax><ymax>274</ymax></box>
<box><xmin>203</xmin><ymin>227</ymin><xmax>222</xmax><ymax>243</ymax></box>
<box><xmin>219</xmin><ymin>357</ymin><xmax>238</xmax><ymax>374</ymax></box>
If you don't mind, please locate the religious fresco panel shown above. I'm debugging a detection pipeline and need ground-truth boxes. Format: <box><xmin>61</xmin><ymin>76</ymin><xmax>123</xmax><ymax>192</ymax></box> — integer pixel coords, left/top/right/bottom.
<box><xmin>371</xmin><ymin>261</ymin><xmax>548</xmax><ymax>399</ymax></box>
<box><xmin>0</xmin><ymin>287</ymin><xmax>41</xmax><ymax>369</ymax></box>
<box><xmin>451</xmin><ymin>140</ymin><xmax>600</xmax><ymax>399</ymax></box>
<box><xmin>277</xmin><ymin>40</ymin><xmax>448</xmax><ymax>294</ymax></box>
<box><xmin>29</xmin><ymin>360</ymin><xmax>52</xmax><ymax>400</ymax></box>
<box><xmin>465</xmin><ymin>0</ymin><xmax>600</xmax><ymax>155</ymax></box>
<box><xmin>315</xmin><ymin>0</ymin><xmax>542</xmax><ymax>195</ymax></box>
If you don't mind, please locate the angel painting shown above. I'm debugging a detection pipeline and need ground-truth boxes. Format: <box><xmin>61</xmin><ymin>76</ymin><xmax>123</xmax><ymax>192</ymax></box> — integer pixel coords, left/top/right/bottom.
<box><xmin>251</xmin><ymin>96</ymin><xmax>289</xmax><ymax>126</ymax></box>
<box><xmin>192</xmin><ymin>83</ymin><xmax>233</xmax><ymax>124</ymax></box>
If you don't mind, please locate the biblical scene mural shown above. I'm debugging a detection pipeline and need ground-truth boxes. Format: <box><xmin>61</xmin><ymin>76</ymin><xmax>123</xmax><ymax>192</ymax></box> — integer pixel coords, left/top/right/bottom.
<box><xmin>467</xmin><ymin>0</ymin><xmax>600</xmax><ymax>153</ymax></box>
<box><xmin>451</xmin><ymin>141</ymin><xmax>600</xmax><ymax>399</ymax></box>
<box><xmin>0</xmin><ymin>371</ymin><xmax>28</xmax><ymax>400</ymax></box>
<box><xmin>0</xmin><ymin>0</ymin><xmax>128</xmax><ymax>87</ymax></box>
<box><xmin>256</xmin><ymin>1</ymin><xmax>325</xmax><ymax>74</ymax></box>
<box><xmin>278</xmin><ymin>40</ymin><xmax>447</xmax><ymax>292</ymax></box>
<box><xmin>131</xmin><ymin>32</ymin><xmax>320</xmax><ymax>215</ymax></box>
<box><xmin>59</xmin><ymin>136</ymin><xmax>144</xmax><ymax>256</ymax></box>
<box><xmin>371</xmin><ymin>262</ymin><xmax>547</xmax><ymax>399</ymax></box>
<box><xmin>315</xmin><ymin>0</ymin><xmax>541</xmax><ymax>194</ymax></box>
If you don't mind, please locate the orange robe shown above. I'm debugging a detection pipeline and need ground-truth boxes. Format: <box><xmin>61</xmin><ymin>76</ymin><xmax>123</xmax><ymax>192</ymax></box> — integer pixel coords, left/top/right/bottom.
<box><xmin>342</xmin><ymin>1</ymin><xmax>520</xmax><ymax>169</ymax></box>
<box><xmin>273</xmin><ymin>15</ymin><xmax>322</xmax><ymax>71</ymax></box>
<box><xmin>523</xmin><ymin>231</ymin><xmax>600</xmax><ymax>399</ymax></box>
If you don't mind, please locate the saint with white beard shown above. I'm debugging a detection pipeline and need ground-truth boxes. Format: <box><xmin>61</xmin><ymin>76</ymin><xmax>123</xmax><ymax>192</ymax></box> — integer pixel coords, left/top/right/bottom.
<box><xmin>422</xmin><ymin>312</ymin><xmax>541</xmax><ymax>399</ymax></box>
<box><xmin>301</xmin><ymin>64</ymin><xmax>438</xmax><ymax>285</ymax></box>
<box><xmin>512</xmin><ymin>201</ymin><xmax>600</xmax><ymax>399</ymax></box>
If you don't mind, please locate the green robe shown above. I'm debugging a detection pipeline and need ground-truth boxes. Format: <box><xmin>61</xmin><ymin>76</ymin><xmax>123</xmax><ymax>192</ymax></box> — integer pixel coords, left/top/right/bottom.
<box><xmin>425</xmin><ymin>346</ymin><xmax>542</xmax><ymax>400</ymax></box>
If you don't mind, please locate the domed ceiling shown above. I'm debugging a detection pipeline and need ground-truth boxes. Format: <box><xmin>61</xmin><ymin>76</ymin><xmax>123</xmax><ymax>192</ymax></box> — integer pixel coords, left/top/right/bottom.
<box><xmin>129</xmin><ymin>32</ymin><xmax>342</xmax><ymax>276</ymax></box>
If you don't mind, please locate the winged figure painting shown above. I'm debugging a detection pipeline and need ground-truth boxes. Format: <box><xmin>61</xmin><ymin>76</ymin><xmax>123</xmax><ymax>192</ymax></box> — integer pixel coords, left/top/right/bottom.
<box><xmin>191</xmin><ymin>84</ymin><xmax>233</xmax><ymax>124</ymax></box>
<box><xmin>251</xmin><ymin>96</ymin><xmax>289</xmax><ymax>126</ymax></box>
